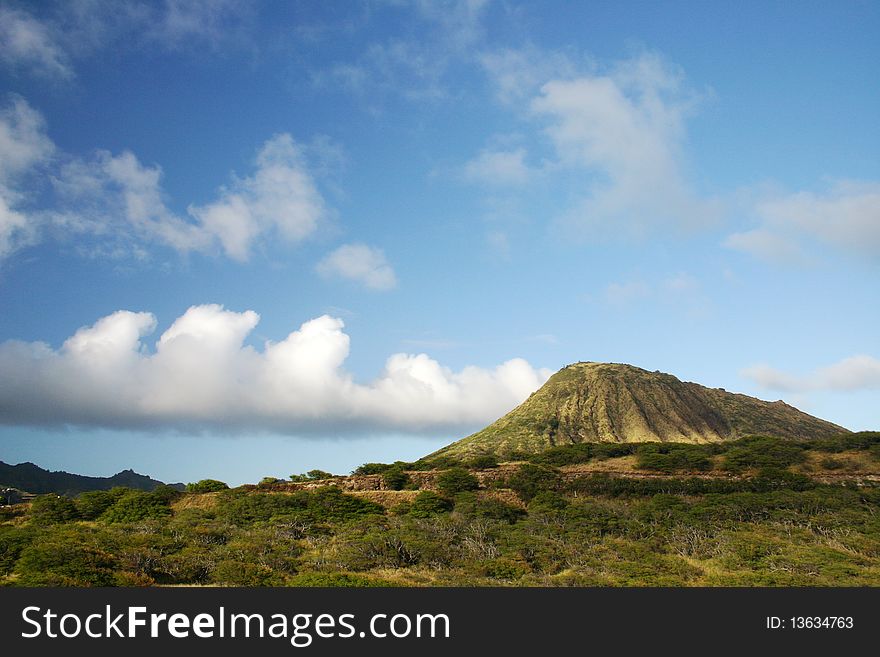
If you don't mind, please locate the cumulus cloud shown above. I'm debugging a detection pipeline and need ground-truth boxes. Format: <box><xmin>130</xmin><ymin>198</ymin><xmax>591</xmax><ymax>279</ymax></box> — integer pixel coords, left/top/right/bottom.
<box><xmin>188</xmin><ymin>134</ymin><xmax>326</xmax><ymax>260</ymax></box>
<box><xmin>742</xmin><ymin>355</ymin><xmax>880</xmax><ymax>393</ymax></box>
<box><xmin>7</xmin><ymin>113</ymin><xmax>325</xmax><ymax>262</ymax></box>
<box><xmin>725</xmin><ymin>181</ymin><xmax>880</xmax><ymax>263</ymax></box>
<box><xmin>0</xmin><ymin>304</ymin><xmax>551</xmax><ymax>433</ymax></box>
<box><xmin>317</xmin><ymin>243</ymin><xmax>397</xmax><ymax>291</ymax></box>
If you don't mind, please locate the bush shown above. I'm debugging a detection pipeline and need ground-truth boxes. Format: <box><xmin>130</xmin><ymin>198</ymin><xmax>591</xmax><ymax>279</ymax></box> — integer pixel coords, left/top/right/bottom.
<box><xmin>100</xmin><ymin>491</ymin><xmax>171</xmax><ymax>523</ymax></box>
<box><xmin>436</xmin><ymin>468</ymin><xmax>479</xmax><ymax>496</ymax></box>
<box><xmin>75</xmin><ymin>489</ymin><xmax>128</xmax><ymax>520</ymax></box>
<box><xmin>258</xmin><ymin>477</ymin><xmax>283</xmax><ymax>486</ymax></box>
<box><xmin>211</xmin><ymin>560</ymin><xmax>281</xmax><ymax>586</ymax></box>
<box><xmin>382</xmin><ymin>468</ymin><xmax>410</xmax><ymax>491</ymax></box>
<box><xmin>286</xmin><ymin>572</ymin><xmax>397</xmax><ymax>587</ymax></box>
<box><xmin>291</xmin><ymin>470</ymin><xmax>334</xmax><ymax>481</ymax></box>
<box><xmin>216</xmin><ymin>487</ymin><xmax>383</xmax><ymax>526</ymax></box>
<box><xmin>531</xmin><ymin>443</ymin><xmax>594</xmax><ymax>466</ymax></box>
<box><xmin>819</xmin><ymin>457</ymin><xmax>845</xmax><ymax>470</ymax></box>
<box><xmin>453</xmin><ymin>492</ymin><xmax>525</xmax><ymax>524</ymax></box>
<box><xmin>468</xmin><ymin>454</ymin><xmax>499</xmax><ymax>469</ymax></box>
<box><xmin>636</xmin><ymin>443</ymin><xmax>712</xmax><ymax>472</ymax></box>
<box><xmin>722</xmin><ymin>436</ymin><xmax>807</xmax><ymax>472</ymax></box>
<box><xmin>186</xmin><ymin>479</ymin><xmax>229</xmax><ymax>493</ymax></box>
<box><xmin>29</xmin><ymin>495</ymin><xmax>79</xmax><ymax>524</ymax></box>
<box><xmin>506</xmin><ymin>464</ymin><xmax>561</xmax><ymax>502</ymax></box>
<box><xmin>15</xmin><ymin>529</ymin><xmax>119</xmax><ymax>586</ymax></box>
<box><xmin>409</xmin><ymin>491</ymin><xmax>453</xmax><ymax>518</ymax></box>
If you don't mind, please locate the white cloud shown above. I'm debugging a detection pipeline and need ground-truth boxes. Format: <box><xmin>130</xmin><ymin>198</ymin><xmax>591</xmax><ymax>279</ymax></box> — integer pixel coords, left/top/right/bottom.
<box><xmin>0</xmin><ymin>96</ymin><xmax>55</xmax><ymax>258</ymax></box>
<box><xmin>743</xmin><ymin>355</ymin><xmax>880</xmax><ymax>393</ymax></box>
<box><xmin>463</xmin><ymin>148</ymin><xmax>532</xmax><ymax>185</ymax></box>
<box><xmin>0</xmin><ymin>2</ymin><xmax>253</xmax><ymax>80</ymax></box>
<box><xmin>605</xmin><ymin>281</ymin><xmax>650</xmax><ymax>305</ymax></box>
<box><xmin>723</xmin><ymin>228</ymin><xmax>808</xmax><ymax>264</ymax></box>
<box><xmin>188</xmin><ymin>134</ymin><xmax>326</xmax><ymax>260</ymax></box>
<box><xmin>529</xmin><ymin>53</ymin><xmax>719</xmax><ymax>237</ymax></box>
<box><xmin>0</xmin><ymin>304</ymin><xmax>552</xmax><ymax>433</ymax></box>
<box><xmin>726</xmin><ymin>181</ymin><xmax>880</xmax><ymax>262</ymax></box>
<box><xmin>317</xmin><ymin>243</ymin><xmax>397</xmax><ymax>291</ymax></box>
<box><xmin>0</xmin><ymin>7</ymin><xmax>72</xmax><ymax>78</ymax></box>
<box><xmin>0</xmin><ymin>96</ymin><xmax>54</xmax><ymax>183</ymax></box>
<box><xmin>47</xmin><ymin>132</ymin><xmax>325</xmax><ymax>261</ymax></box>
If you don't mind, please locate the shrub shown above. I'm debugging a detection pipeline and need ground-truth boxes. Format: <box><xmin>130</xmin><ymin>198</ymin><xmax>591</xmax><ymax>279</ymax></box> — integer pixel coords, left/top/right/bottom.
<box><xmin>636</xmin><ymin>443</ymin><xmax>712</xmax><ymax>472</ymax></box>
<box><xmin>506</xmin><ymin>464</ymin><xmax>561</xmax><ymax>502</ymax></box>
<box><xmin>468</xmin><ymin>454</ymin><xmax>499</xmax><ymax>469</ymax></box>
<box><xmin>531</xmin><ymin>443</ymin><xmax>594</xmax><ymax>466</ymax></box>
<box><xmin>186</xmin><ymin>479</ymin><xmax>229</xmax><ymax>493</ymax></box>
<box><xmin>409</xmin><ymin>491</ymin><xmax>453</xmax><ymax>518</ymax></box>
<box><xmin>15</xmin><ymin>529</ymin><xmax>119</xmax><ymax>586</ymax></box>
<box><xmin>216</xmin><ymin>487</ymin><xmax>383</xmax><ymax>526</ymax></box>
<box><xmin>211</xmin><ymin>560</ymin><xmax>281</xmax><ymax>586</ymax></box>
<box><xmin>76</xmin><ymin>489</ymin><xmax>128</xmax><ymax>520</ymax></box>
<box><xmin>453</xmin><ymin>492</ymin><xmax>525</xmax><ymax>524</ymax></box>
<box><xmin>382</xmin><ymin>468</ymin><xmax>410</xmax><ymax>491</ymax></box>
<box><xmin>436</xmin><ymin>468</ymin><xmax>479</xmax><ymax>496</ymax></box>
<box><xmin>286</xmin><ymin>572</ymin><xmax>397</xmax><ymax>587</ymax></box>
<box><xmin>722</xmin><ymin>436</ymin><xmax>807</xmax><ymax>472</ymax></box>
<box><xmin>527</xmin><ymin>491</ymin><xmax>569</xmax><ymax>513</ymax></box>
<box><xmin>29</xmin><ymin>495</ymin><xmax>80</xmax><ymax>524</ymax></box>
<box><xmin>258</xmin><ymin>477</ymin><xmax>283</xmax><ymax>486</ymax></box>
<box><xmin>100</xmin><ymin>491</ymin><xmax>171</xmax><ymax>523</ymax></box>
<box><xmin>819</xmin><ymin>457</ymin><xmax>845</xmax><ymax>470</ymax></box>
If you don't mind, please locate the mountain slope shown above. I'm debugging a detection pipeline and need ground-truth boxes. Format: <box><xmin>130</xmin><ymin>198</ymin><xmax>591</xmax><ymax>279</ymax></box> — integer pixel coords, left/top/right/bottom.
<box><xmin>431</xmin><ymin>362</ymin><xmax>849</xmax><ymax>459</ymax></box>
<box><xmin>0</xmin><ymin>460</ymin><xmax>183</xmax><ymax>496</ymax></box>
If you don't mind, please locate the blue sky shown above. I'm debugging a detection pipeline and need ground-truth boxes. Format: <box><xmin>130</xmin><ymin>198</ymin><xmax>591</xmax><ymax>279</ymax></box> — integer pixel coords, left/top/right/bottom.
<box><xmin>0</xmin><ymin>1</ymin><xmax>877</xmax><ymax>486</ymax></box>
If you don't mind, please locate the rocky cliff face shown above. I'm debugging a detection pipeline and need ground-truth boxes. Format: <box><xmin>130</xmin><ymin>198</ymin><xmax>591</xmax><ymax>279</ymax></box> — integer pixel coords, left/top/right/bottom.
<box><xmin>430</xmin><ymin>362</ymin><xmax>848</xmax><ymax>459</ymax></box>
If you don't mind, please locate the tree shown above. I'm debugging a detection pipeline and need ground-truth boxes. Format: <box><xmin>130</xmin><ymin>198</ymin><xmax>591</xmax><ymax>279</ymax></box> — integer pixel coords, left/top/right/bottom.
<box><xmin>409</xmin><ymin>491</ymin><xmax>453</xmax><ymax>518</ymax></box>
<box><xmin>436</xmin><ymin>468</ymin><xmax>479</xmax><ymax>496</ymax></box>
<box><xmin>29</xmin><ymin>494</ymin><xmax>79</xmax><ymax>524</ymax></box>
<box><xmin>100</xmin><ymin>492</ymin><xmax>171</xmax><ymax>523</ymax></box>
<box><xmin>186</xmin><ymin>479</ymin><xmax>230</xmax><ymax>493</ymax></box>
<box><xmin>382</xmin><ymin>468</ymin><xmax>410</xmax><ymax>491</ymax></box>
<box><xmin>506</xmin><ymin>464</ymin><xmax>561</xmax><ymax>502</ymax></box>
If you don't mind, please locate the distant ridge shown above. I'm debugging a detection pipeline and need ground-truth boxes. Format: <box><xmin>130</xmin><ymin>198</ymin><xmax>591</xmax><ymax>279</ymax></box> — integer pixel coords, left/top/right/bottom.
<box><xmin>0</xmin><ymin>460</ymin><xmax>184</xmax><ymax>496</ymax></box>
<box><xmin>432</xmin><ymin>362</ymin><xmax>849</xmax><ymax>459</ymax></box>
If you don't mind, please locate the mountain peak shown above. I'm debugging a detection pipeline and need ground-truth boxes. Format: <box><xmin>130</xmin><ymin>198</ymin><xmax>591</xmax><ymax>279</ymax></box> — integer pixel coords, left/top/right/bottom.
<box><xmin>431</xmin><ymin>362</ymin><xmax>848</xmax><ymax>459</ymax></box>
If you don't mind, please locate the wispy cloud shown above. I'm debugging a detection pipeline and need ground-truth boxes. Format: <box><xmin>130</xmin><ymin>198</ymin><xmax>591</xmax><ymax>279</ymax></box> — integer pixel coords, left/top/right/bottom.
<box><xmin>0</xmin><ymin>98</ymin><xmax>329</xmax><ymax>264</ymax></box>
<box><xmin>0</xmin><ymin>96</ymin><xmax>55</xmax><ymax>258</ymax></box>
<box><xmin>742</xmin><ymin>355</ymin><xmax>880</xmax><ymax>392</ymax></box>
<box><xmin>0</xmin><ymin>1</ymin><xmax>254</xmax><ymax>80</ymax></box>
<box><xmin>725</xmin><ymin>181</ymin><xmax>880</xmax><ymax>263</ymax></box>
<box><xmin>0</xmin><ymin>304</ymin><xmax>552</xmax><ymax>433</ymax></box>
<box><xmin>316</xmin><ymin>243</ymin><xmax>397</xmax><ymax>291</ymax></box>
<box><xmin>0</xmin><ymin>6</ymin><xmax>72</xmax><ymax>78</ymax></box>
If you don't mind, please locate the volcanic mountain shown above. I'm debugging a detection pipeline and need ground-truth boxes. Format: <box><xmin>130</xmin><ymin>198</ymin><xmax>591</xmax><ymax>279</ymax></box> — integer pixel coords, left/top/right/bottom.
<box><xmin>432</xmin><ymin>362</ymin><xmax>849</xmax><ymax>459</ymax></box>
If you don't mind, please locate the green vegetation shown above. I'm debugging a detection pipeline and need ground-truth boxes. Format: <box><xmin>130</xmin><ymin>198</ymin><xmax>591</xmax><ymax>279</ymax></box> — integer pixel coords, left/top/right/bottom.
<box><xmin>436</xmin><ymin>468</ymin><xmax>480</xmax><ymax>496</ymax></box>
<box><xmin>289</xmin><ymin>470</ymin><xmax>334</xmax><ymax>482</ymax></box>
<box><xmin>3</xmin><ymin>433</ymin><xmax>880</xmax><ymax>588</ymax></box>
<box><xmin>430</xmin><ymin>362</ymin><xmax>848</xmax><ymax>460</ymax></box>
<box><xmin>186</xmin><ymin>479</ymin><xmax>229</xmax><ymax>493</ymax></box>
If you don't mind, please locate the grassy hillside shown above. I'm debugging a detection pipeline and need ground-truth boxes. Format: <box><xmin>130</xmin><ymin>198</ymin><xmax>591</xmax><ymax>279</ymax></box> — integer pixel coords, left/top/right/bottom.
<box><xmin>2</xmin><ymin>433</ymin><xmax>879</xmax><ymax>587</ymax></box>
<box><xmin>431</xmin><ymin>362</ymin><xmax>848</xmax><ymax>460</ymax></box>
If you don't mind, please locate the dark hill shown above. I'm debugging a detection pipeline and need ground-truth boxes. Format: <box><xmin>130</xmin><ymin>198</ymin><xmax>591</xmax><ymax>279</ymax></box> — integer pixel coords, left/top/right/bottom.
<box><xmin>431</xmin><ymin>362</ymin><xmax>849</xmax><ymax>459</ymax></box>
<box><xmin>0</xmin><ymin>460</ymin><xmax>184</xmax><ymax>496</ymax></box>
